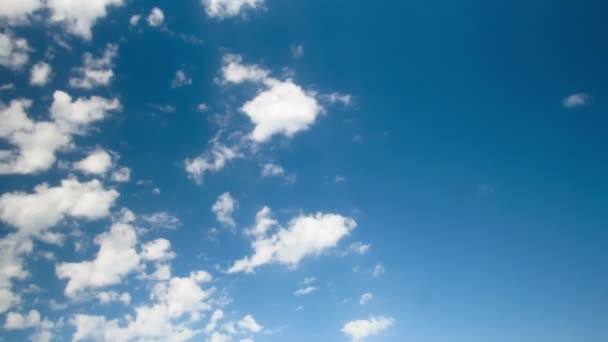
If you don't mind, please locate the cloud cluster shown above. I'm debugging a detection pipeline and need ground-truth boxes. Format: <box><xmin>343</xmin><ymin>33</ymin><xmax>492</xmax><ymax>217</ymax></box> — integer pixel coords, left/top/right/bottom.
<box><xmin>0</xmin><ymin>91</ymin><xmax>120</xmax><ymax>174</ymax></box>
<box><xmin>70</xmin><ymin>44</ymin><xmax>119</xmax><ymax>89</ymax></box>
<box><xmin>0</xmin><ymin>32</ymin><xmax>30</xmax><ymax>70</ymax></box>
<box><xmin>47</xmin><ymin>0</ymin><xmax>124</xmax><ymax>39</ymax></box>
<box><xmin>202</xmin><ymin>0</ymin><xmax>265</xmax><ymax>19</ymax></box>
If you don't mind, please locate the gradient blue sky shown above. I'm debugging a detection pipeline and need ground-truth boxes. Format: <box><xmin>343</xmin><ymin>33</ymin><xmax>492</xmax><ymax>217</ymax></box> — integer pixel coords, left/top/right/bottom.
<box><xmin>1</xmin><ymin>1</ymin><xmax>607</xmax><ymax>341</ymax></box>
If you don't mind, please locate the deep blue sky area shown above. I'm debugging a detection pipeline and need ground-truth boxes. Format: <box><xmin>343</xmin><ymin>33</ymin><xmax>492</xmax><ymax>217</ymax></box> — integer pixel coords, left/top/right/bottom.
<box><xmin>0</xmin><ymin>1</ymin><xmax>607</xmax><ymax>341</ymax></box>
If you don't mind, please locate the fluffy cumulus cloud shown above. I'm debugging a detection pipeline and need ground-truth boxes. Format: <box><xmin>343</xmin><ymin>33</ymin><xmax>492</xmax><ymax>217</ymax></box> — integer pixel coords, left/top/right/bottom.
<box><xmin>229</xmin><ymin>210</ymin><xmax>356</xmax><ymax>273</ymax></box>
<box><xmin>70</xmin><ymin>44</ymin><xmax>118</xmax><ymax>89</ymax></box>
<box><xmin>71</xmin><ymin>270</ymin><xmax>215</xmax><ymax>341</ymax></box>
<box><xmin>202</xmin><ymin>0</ymin><xmax>265</xmax><ymax>19</ymax></box>
<box><xmin>342</xmin><ymin>316</ymin><xmax>394</xmax><ymax>342</ymax></box>
<box><xmin>0</xmin><ymin>178</ymin><xmax>118</xmax><ymax>239</ymax></box>
<box><xmin>221</xmin><ymin>54</ymin><xmax>324</xmax><ymax>143</ymax></box>
<box><xmin>30</xmin><ymin>62</ymin><xmax>52</xmax><ymax>86</ymax></box>
<box><xmin>74</xmin><ymin>149</ymin><xmax>113</xmax><ymax>175</ymax></box>
<box><xmin>55</xmin><ymin>222</ymin><xmax>140</xmax><ymax>297</ymax></box>
<box><xmin>212</xmin><ymin>192</ymin><xmax>236</xmax><ymax>228</ymax></box>
<box><xmin>0</xmin><ymin>32</ymin><xmax>30</xmax><ymax>70</ymax></box>
<box><xmin>0</xmin><ymin>0</ymin><xmax>43</xmax><ymax>24</ymax></box>
<box><xmin>0</xmin><ymin>91</ymin><xmax>120</xmax><ymax>175</ymax></box>
<box><xmin>147</xmin><ymin>7</ymin><xmax>165</xmax><ymax>27</ymax></box>
<box><xmin>46</xmin><ymin>0</ymin><xmax>124</xmax><ymax>39</ymax></box>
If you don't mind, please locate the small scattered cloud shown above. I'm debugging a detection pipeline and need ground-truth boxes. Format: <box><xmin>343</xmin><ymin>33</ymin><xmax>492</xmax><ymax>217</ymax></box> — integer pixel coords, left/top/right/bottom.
<box><xmin>372</xmin><ymin>263</ymin><xmax>385</xmax><ymax>278</ymax></box>
<box><xmin>171</xmin><ymin>70</ymin><xmax>192</xmax><ymax>88</ymax></box>
<box><xmin>147</xmin><ymin>7</ymin><xmax>164</xmax><ymax>27</ymax></box>
<box><xmin>359</xmin><ymin>292</ymin><xmax>373</xmax><ymax>305</ymax></box>
<box><xmin>30</xmin><ymin>62</ymin><xmax>52</xmax><ymax>86</ymax></box>
<box><xmin>202</xmin><ymin>0</ymin><xmax>265</xmax><ymax>19</ymax></box>
<box><xmin>563</xmin><ymin>92</ymin><xmax>590</xmax><ymax>108</ymax></box>
<box><xmin>291</xmin><ymin>44</ymin><xmax>304</xmax><ymax>59</ymax></box>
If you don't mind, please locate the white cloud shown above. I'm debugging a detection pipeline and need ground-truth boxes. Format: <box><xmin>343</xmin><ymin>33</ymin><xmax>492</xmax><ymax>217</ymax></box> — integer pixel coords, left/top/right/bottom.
<box><xmin>0</xmin><ymin>178</ymin><xmax>119</xmax><ymax>238</ymax></box>
<box><xmin>291</xmin><ymin>44</ymin><xmax>304</xmax><ymax>59</ymax></box>
<box><xmin>151</xmin><ymin>271</ymin><xmax>213</xmax><ymax>318</ymax></box>
<box><xmin>0</xmin><ymin>234</ymin><xmax>32</xmax><ymax>313</ymax></box>
<box><xmin>359</xmin><ymin>292</ymin><xmax>373</xmax><ymax>305</ymax></box>
<box><xmin>111</xmin><ymin>167</ymin><xmax>131</xmax><ymax>182</ymax></box>
<box><xmin>228</xmin><ymin>211</ymin><xmax>356</xmax><ymax>273</ymax></box>
<box><xmin>212</xmin><ymin>192</ymin><xmax>236</xmax><ymax>227</ymax></box>
<box><xmin>242</xmin><ymin>79</ymin><xmax>323</xmax><ymax>142</ymax></box>
<box><xmin>47</xmin><ymin>0</ymin><xmax>124</xmax><ymax>40</ymax></box>
<box><xmin>0</xmin><ymin>32</ymin><xmax>30</xmax><ymax>70</ymax></box>
<box><xmin>172</xmin><ymin>70</ymin><xmax>192</xmax><ymax>88</ymax></box>
<box><xmin>372</xmin><ymin>263</ymin><xmax>385</xmax><ymax>278</ymax></box>
<box><xmin>222</xmin><ymin>54</ymin><xmax>269</xmax><ymax>84</ymax></box>
<box><xmin>221</xmin><ymin>55</ymin><xmax>324</xmax><ymax>143</ymax></box>
<box><xmin>0</xmin><ymin>0</ymin><xmax>43</xmax><ymax>24</ymax></box>
<box><xmin>335</xmin><ymin>175</ymin><xmax>347</xmax><ymax>183</ymax></box>
<box><xmin>209</xmin><ymin>332</ymin><xmax>231</xmax><ymax>342</ymax></box>
<box><xmin>294</xmin><ymin>286</ymin><xmax>317</xmax><ymax>296</ymax></box>
<box><xmin>140</xmin><ymin>212</ymin><xmax>181</xmax><ymax>230</ymax></box>
<box><xmin>141</xmin><ymin>239</ymin><xmax>176</xmax><ymax>262</ymax></box>
<box><xmin>237</xmin><ymin>315</ymin><xmax>262</xmax><ymax>333</ymax></box>
<box><xmin>147</xmin><ymin>7</ymin><xmax>165</xmax><ymax>27</ymax></box>
<box><xmin>4</xmin><ymin>309</ymin><xmax>41</xmax><ymax>329</ymax></box>
<box><xmin>261</xmin><ymin>163</ymin><xmax>284</xmax><ymax>177</ymax></box>
<box><xmin>205</xmin><ymin>309</ymin><xmax>224</xmax><ymax>333</ymax></box>
<box><xmin>185</xmin><ymin>140</ymin><xmax>239</xmax><ymax>184</ymax></box>
<box><xmin>0</xmin><ymin>92</ymin><xmax>119</xmax><ymax>174</ymax></box>
<box><xmin>74</xmin><ymin>149</ymin><xmax>113</xmax><ymax>175</ymax></box>
<box><xmin>30</xmin><ymin>62</ymin><xmax>52</xmax><ymax>86</ymax></box>
<box><xmin>347</xmin><ymin>242</ymin><xmax>371</xmax><ymax>255</ymax></box>
<box><xmin>49</xmin><ymin>90</ymin><xmax>121</xmax><ymax>133</ymax></box>
<box><xmin>129</xmin><ymin>14</ymin><xmax>141</xmax><ymax>26</ymax></box>
<box><xmin>97</xmin><ymin>291</ymin><xmax>131</xmax><ymax>305</ymax></box>
<box><xmin>321</xmin><ymin>92</ymin><xmax>353</xmax><ymax>106</ymax></box>
<box><xmin>202</xmin><ymin>0</ymin><xmax>265</xmax><ymax>19</ymax></box>
<box><xmin>69</xmin><ymin>44</ymin><xmax>118</xmax><ymax>89</ymax></box>
<box><xmin>56</xmin><ymin>222</ymin><xmax>140</xmax><ymax>297</ymax></box>
<box><xmin>342</xmin><ymin>316</ymin><xmax>394</xmax><ymax>342</ymax></box>
<box><xmin>563</xmin><ymin>92</ymin><xmax>590</xmax><ymax>108</ymax></box>
<box><xmin>246</xmin><ymin>206</ymin><xmax>276</xmax><ymax>238</ymax></box>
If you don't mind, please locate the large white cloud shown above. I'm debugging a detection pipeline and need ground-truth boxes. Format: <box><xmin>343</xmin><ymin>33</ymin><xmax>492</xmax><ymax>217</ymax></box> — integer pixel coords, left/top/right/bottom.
<box><xmin>70</xmin><ymin>44</ymin><xmax>118</xmax><ymax>89</ymax></box>
<box><xmin>0</xmin><ymin>178</ymin><xmax>118</xmax><ymax>238</ymax></box>
<box><xmin>242</xmin><ymin>79</ymin><xmax>323</xmax><ymax>142</ymax></box>
<box><xmin>0</xmin><ymin>0</ymin><xmax>43</xmax><ymax>24</ymax></box>
<box><xmin>342</xmin><ymin>316</ymin><xmax>394</xmax><ymax>342</ymax></box>
<box><xmin>0</xmin><ymin>32</ymin><xmax>30</xmax><ymax>70</ymax></box>
<box><xmin>71</xmin><ymin>270</ymin><xmax>214</xmax><ymax>341</ymax></box>
<box><xmin>220</xmin><ymin>55</ymin><xmax>324</xmax><ymax>143</ymax></box>
<box><xmin>228</xmin><ymin>210</ymin><xmax>356</xmax><ymax>273</ymax></box>
<box><xmin>55</xmin><ymin>222</ymin><xmax>140</xmax><ymax>297</ymax></box>
<box><xmin>0</xmin><ymin>92</ymin><xmax>120</xmax><ymax>175</ymax></box>
<box><xmin>46</xmin><ymin>0</ymin><xmax>124</xmax><ymax>40</ymax></box>
<box><xmin>202</xmin><ymin>0</ymin><xmax>264</xmax><ymax>19</ymax></box>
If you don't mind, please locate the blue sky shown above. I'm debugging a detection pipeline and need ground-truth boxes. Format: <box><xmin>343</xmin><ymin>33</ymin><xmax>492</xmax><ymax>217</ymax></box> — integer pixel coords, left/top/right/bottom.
<box><xmin>1</xmin><ymin>0</ymin><xmax>607</xmax><ymax>341</ymax></box>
